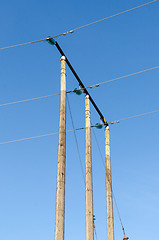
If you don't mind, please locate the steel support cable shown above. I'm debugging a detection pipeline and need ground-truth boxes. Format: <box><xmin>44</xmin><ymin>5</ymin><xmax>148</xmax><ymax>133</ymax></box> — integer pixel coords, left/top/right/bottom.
<box><xmin>91</xmin><ymin>125</ymin><xmax>127</xmax><ymax>237</ymax></box>
<box><xmin>67</xmin><ymin>95</ymin><xmax>99</xmax><ymax>240</ymax></box>
<box><xmin>66</xmin><ymin>95</ymin><xmax>85</xmax><ymax>184</ymax></box>
<box><xmin>91</xmin><ymin>124</ymin><xmax>103</xmax><ymax>240</ymax></box>
<box><xmin>0</xmin><ymin>0</ymin><xmax>158</xmax><ymax>51</ymax></box>
<box><xmin>0</xmin><ymin>64</ymin><xmax>159</xmax><ymax>108</ymax></box>
<box><xmin>94</xmin><ymin>226</ymin><xmax>98</xmax><ymax>240</ymax></box>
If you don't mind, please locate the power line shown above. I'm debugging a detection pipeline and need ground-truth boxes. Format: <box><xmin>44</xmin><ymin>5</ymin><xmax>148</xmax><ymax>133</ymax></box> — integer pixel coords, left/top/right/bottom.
<box><xmin>0</xmin><ymin>34</ymin><xmax>66</xmax><ymax>51</ymax></box>
<box><xmin>0</xmin><ymin>108</ymin><xmax>159</xmax><ymax>145</ymax></box>
<box><xmin>72</xmin><ymin>0</ymin><xmax>158</xmax><ymax>31</ymax></box>
<box><xmin>0</xmin><ymin>127</ymin><xmax>85</xmax><ymax>145</ymax></box>
<box><xmin>82</xmin><ymin>65</ymin><xmax>159</xmax><ymax>90</ymax></box>
<box><xmin>109</xmin><ymin>109</ymin><xmax>159</xmax><ymax>124</ymax></box>
<box><xmin>0</xmin><ymin>132</ymin><xmax>59</xmax><ymax>145</ymax></box>
<box><xmin>0</xmin><ymin>93</ymin><xmax>60</xmax><ymax>107</ymax></box>
<box><xmin>0</xmin><ymin>64</ymin><xmax>158</xmax><ymax>108</ymax></box>
<box><xmin>0</xmin><ymin>0</ymin><xmax>158</xmax><ymax>51</ymax></box>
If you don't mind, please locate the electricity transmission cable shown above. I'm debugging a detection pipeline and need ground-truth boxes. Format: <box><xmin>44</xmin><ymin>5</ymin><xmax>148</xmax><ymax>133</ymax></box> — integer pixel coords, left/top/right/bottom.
<box><xmin>91</xmin><ymin>126</ymin><xmax>127</xmax><ymax>237</ymax></box>
<box><xmin>0</xmin><ymin>93</ymin><xmax>60</xmax><ymax>107</ymax></box>
<box><xmin>72</xmin><ymin>65</ymin><xmax>159</xmax><ymax>93</ymax></box>
<box><xmin>0</xmin><ymin>0</ymin><xmax>158</xmax><ymax>51</ymax></box>
<box><xmin>0</xmin><ymin>108</ymin><xmax>159</xmax><ymax>145</ymax></box>
<box><xmin>0</xmin><ymin>34</ymin><xmax>65</xmax><ymax>51</ymax></box>
<box><xmin>66</xmin><ymin>95</ymin><xmax>85</xmax><ymax>184</ymax></box>
<box><xmin>0</xmin><ymin>128</ymin><xmax>85</xmax><ymax>145</ymax></box>
<box><xmin>109</xmin><ymin>109</ymin><xmax>159</xmax><ymax>124</ymax></box>
<box><xmin>71</xmin><ymin>0</ymin><xmax>158</xmax><ymax>32</ymax></box>
<box><xmin>0</xmin><ymin>64</ymin><xmax>159</xmax><ymax>108</ymax></box>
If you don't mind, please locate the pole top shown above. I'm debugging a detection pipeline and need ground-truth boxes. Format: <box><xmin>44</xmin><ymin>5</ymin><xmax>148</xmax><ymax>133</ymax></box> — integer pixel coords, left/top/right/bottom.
<box><xmin>85</xmin><ymin>94</ymin><xmax>89</xmax><ymax>99</ymax></box>
<box><xmin>60</xmin><ymin>56</ymin><xmax>66</xmax><ymax>61</ymax></box>
<box><xmin>106</xmin><ymin>125</ymin><xmax>109</xmax><ymax>130</ymax></box>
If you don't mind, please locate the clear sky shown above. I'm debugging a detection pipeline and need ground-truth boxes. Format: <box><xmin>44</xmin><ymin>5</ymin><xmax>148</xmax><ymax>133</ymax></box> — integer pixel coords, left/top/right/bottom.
<box><xmin>0</xmin><ymin>0</ymin><xmax>159</xmax><ymax>240</ymax></box>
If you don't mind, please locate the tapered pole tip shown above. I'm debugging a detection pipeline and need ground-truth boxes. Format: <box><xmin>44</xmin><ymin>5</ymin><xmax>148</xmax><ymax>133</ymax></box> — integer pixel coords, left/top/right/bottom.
<box><xmin>60</xmin><ymin>56</ymin><xmax>66</xmax><ymax>61</ymax></box>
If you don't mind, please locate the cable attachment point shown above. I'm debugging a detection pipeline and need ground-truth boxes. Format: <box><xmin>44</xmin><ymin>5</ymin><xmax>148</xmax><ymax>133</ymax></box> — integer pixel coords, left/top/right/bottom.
<box><xmin>113</xmin><ymin>120</ymin><xmax>120</xmax><ymax>124</ymax></box>
<box><xmin>95</xmin><ymin>123</ymin><xmax>103</xmax><ymax>129</ymax></box>
<box><xmin>73</xmin><ymin>86</ymin><xmax>82</xmax><ymax>95</ymax></box>
<box><xmin>46</xmin><ymin>37</ymin><xmax>56</xmax><ymax>45</ymax></box>
<box><xmin>123</xmin><ymin>236</ymin><xmax>129</xmax><ymax>240</ymax></box>
<box><xmin>122</xmin><ymin>227</ymin><xmax>129</xmax><ymax>240</ymax></box>
<box><xmin>95</xmin><ymin>117</ymin><xmax>105</xmax><ymax>129</ymax></box>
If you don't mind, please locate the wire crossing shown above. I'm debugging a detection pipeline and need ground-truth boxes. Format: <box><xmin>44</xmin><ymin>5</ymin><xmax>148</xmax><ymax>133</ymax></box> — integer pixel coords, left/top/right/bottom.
<box><xmin>0</xmin><ymin>0</ymin><xmax>158</xmax><ymax>51</ymax></box>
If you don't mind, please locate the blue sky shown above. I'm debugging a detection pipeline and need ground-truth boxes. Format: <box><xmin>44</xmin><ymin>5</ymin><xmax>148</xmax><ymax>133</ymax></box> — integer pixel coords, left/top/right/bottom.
<box><xmin>0</xmin><ymin>0</ymin><xmax>159</xmax><ymax>240</ymax></box>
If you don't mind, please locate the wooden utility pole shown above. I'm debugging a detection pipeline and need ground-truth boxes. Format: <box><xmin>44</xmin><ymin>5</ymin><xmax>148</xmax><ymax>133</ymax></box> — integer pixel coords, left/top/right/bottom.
<box><xmin>105</xmin><ymin>126</ymin><xmax>114</xmax><ymax>240</ymax></box>
<box><xmin>55</xmin><ymin>56</ymin><xmax>66</xmax><ymax>240</ymax></box>
<box><xmin>85</xmin><ymin>95</ymin><xmax>94</xmax><ymax>240</ymax></box>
